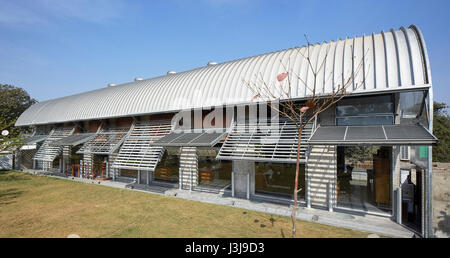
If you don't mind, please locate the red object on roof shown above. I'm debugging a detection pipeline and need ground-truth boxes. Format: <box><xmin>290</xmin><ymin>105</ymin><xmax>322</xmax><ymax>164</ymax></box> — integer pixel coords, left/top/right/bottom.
<box><xmin>277</xmin><ymin>72</ymin><xmax>288</xmax><ymax>82</ymax></box>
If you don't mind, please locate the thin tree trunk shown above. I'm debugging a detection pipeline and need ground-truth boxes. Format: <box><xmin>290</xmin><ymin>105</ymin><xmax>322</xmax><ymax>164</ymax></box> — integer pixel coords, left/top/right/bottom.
<box><xmin>291</xmin><ymin>127</ymin><xmax>302</xmax><ymax>237</ymax></box>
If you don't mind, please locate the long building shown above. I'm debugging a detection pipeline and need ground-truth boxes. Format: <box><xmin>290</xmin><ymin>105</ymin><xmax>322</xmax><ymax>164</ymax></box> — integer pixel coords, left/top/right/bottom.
<box><xmin>15</xmin><ymin>25</ymin><xmax>437</xmax><ymax>237</ymax></box>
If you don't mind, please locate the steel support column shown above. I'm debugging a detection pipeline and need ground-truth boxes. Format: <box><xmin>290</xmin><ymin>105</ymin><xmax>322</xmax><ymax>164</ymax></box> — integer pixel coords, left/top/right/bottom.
<box><xmin>231</xmin><ymin>172</ymin><xmax>235</xmax><ymax>197</ymax></box>
<box><xmin>396</xmin><ymin>187</ymin><xmax>402</xmax><ymax>224</ymax></box>
<box><xmin>306</xmin><ymin>175</ymin><xmax>311</xmax><ymax>208</ymax></box>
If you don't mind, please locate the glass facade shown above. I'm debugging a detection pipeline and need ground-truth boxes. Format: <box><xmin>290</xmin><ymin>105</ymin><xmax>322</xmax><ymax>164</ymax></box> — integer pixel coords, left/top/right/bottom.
<box><xmin>397</xmin><ymin>145</ymin><xmax>425</xmax><ymax>231</ymax></box>
<box><xmin>336</xmin><ymin>95</ymin><xmax>394</xmax><ymax>126</ymax></box>
<box><xmin>52</xmin><ymin>155</ymin><xmax>61</xmax><ymax>169</ymax></box>
<box><xmin>336</xmin><ymin>146</ymin><xmax>392</xmax><ymax>214</ymax></box>
<box><xmin>255</xmin><ymin>162</ymin><xmax>305</xmax><ymax>200</ymax></box>
<box><xmin>154</xmin><ymin>150</ymin><xmax>179</xmax><ymax>183</ymax></box>
<box><xmin>336</xmin><ymin>115</ymin><xmax>394</xmax><ymax>126</ymax></box>
<box><xmin>120</xmin><ymin>169</ymin><xmax>138</xmax><ymax>178</ymax></box>
<box><xmin>197</xmin><ymin>149</ymin><xmax>232</xmax><ymax>189</ymax></box>
<box><xmin>69</xmin><ymin>146</ymin><xmax>82</xmax><ymax>166</ymax></box>
<box><xmin>399</xmin><ymin>91</ymin><xmax>429</xmax><ymax>127</ymax></box>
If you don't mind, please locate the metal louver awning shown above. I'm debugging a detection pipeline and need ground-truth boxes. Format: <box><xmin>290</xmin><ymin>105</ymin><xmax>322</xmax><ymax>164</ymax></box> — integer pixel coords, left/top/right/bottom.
<box><xmin>112</xmin><ymin>121</ymin><xmax>172</xmax><ymax>171</ymax></box>
<box><xmin>216</xmin><ymin>120</ymin><xmax>314</xmax><ymax>163</ymax></box>
<box><xmin>308</xmin><ymin>124</ymin><xmax>437</xmax><ymax>145</ymax></box>
<box><xmin>20</xmin><ymin>135</ymin><xmax>49</xmax><ymax>150</ymax></box>
<box><xmin>49</xmin><ymin>133</ymin><xmax>96</xmax><ymax>147</ymax></box>
<box><xmin>77</xmin><ymin>127</ymin><xmax>130</xmax><ymax>155</ymax></box>
<box><xmin>150</xmin><ymin>128</ymin><xmax>227</xmax><ymax>147</ymax></box>
<box><xmin>24</xmin><ymin>135</ymin><xmax>48</xmax><ymax>145</ymax></box>
<box><xmin>34</xmin><ymin>127</ymin><xmax>75</xmax><ymax>162</ymax></box>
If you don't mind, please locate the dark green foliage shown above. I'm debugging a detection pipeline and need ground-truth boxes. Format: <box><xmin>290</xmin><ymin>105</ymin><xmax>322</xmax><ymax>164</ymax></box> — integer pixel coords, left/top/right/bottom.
<box><xmin>433</xmin><ymin>102</ymin><xmax>450</xmax><ymax>162</ymax></box>
<box><xmin>344</xmin><ymin>146</ymin><xmax>378</xmax><ymax>165</ymax></box>
<box><xmin>0</xmin><ymin>84</ymin><xmax>37</xmax><ymax>152</ymax></box>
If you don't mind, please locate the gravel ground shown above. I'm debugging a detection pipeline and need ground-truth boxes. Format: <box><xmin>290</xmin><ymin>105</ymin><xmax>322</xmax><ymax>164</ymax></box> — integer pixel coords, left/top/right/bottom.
<box><xmin>433</xmin><ymin>162</ymin><xmax>450</xmax><ymax>238</ymax></box>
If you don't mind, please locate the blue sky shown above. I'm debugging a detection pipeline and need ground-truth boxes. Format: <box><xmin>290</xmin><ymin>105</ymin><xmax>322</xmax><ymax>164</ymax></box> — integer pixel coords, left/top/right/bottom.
<box><xmin>1</xmin><ymin>0</ymin><xmax>449</xmax><ymax>105</ymax></box>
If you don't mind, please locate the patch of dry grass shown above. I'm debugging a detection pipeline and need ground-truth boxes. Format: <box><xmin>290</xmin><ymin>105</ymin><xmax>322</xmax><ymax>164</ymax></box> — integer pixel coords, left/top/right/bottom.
<box><xmin>0</xmin><ymin>171</ymin><xmax>369</xmax><ymax>238</ymax></box>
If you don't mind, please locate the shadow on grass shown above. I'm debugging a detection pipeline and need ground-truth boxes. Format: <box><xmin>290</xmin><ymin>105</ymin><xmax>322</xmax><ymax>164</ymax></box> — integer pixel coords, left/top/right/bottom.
<box><xmin>0</xmin><ymin>171</ymin><xmax>30</xmax><ymax>182</ymax></box>
<box><xmin>0</xmin><ymin>188</ymin><xmax>24</xmax><ymax>206</ymax></box>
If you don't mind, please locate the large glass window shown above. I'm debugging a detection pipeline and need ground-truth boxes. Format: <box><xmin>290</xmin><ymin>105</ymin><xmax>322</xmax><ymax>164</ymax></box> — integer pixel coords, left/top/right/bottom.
<box><xmin>86</xmin><ymin>154</ymin><xmax>107</xmax><ymax>178</ymax></box>
<box><xmin>120</xmin><ymin>169</ymin><xmax>138</xmax><ymax>178</ymax></box>
<box><xmin>399</xmin><ymin>91</ymin><xmax>428</xmax><ymax>127</ymax></box>
<box><xmin>336</xmin><ymin>146</ymin><xmax>392</xmax><ymax>214</ymax></box>
<box><xmin>154</xmin><ymin>150</ymin><xmax>179</xmax><ymax>183</ymax></box>
<box><xmin>197</xmin><ymin>149</ymin><xmax>232</xmax><ymax>189</ymax></box>
<box><xmin>255</xmin><ymin>162</ymin><xmax>305</xmax><ymax>200</ymax></box>
<box><xmin>53</xmin><ymin>155</ymin><xmax>61</xmax><ymax>169</ymax></box>
<box><xmin>397</xmin><ymin>145</ymin><xmax>425</xmax><ymax>231</ymax></box>
<box><xmin>336</xmin><ymin>95</ymin><xmax>394</xmax><ymax>126</ymax></box>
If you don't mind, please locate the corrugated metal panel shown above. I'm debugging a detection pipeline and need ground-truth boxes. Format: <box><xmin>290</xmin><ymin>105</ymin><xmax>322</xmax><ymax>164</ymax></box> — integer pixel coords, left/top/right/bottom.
<box><xmin>16</xmin><ymin>25</ymin><xmax>431</xmax><ymax>127</ymax></box>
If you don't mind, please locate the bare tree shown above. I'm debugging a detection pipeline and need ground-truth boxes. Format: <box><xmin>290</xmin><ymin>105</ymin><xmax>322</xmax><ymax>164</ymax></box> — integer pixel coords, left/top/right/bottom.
<box><xmin>244</xmin><ymin>37</ymin><xmax>368</xmax><ymax>237</ymax></box>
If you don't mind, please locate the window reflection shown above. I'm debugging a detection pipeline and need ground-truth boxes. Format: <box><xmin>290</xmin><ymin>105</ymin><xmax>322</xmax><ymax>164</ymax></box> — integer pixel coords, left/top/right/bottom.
<box><xmin>399</xmin><ymin>91</ymin><xmax>428</xmax><ymax>127</ymax></box>
<box><xmin>397</xmin><ymin>145</ymin><xmax>425</xmax><ymax>231</ymax></box>
<box><xmin>197</xmin><ymin>149</ymin><xmax>232</xmax><ymax>189</ymax></box>
<box><xmin>120</xmin><ymin>169</ymin><xmax>138</xmax><ymax>178</ymax></box>
<box><xmin>154</xmin><ymin>150</ymin><xmax>179</xmax><ymax>182</ymax></box>
<box><xmin>336</xmin><ymin>146</ymin><xmax>392</xmax><ymax>213</ymax></box>
<box><xmin>336</xmin><ymin>95</ymin><xmax>394</xmax><ymax>126</ymax></box>
<box><xmin>255</xmin><ymin>162</ymin><xmax>305</xmax><ymax>200</ymax></box>
<box><xmin>336</xmin><ymin>116</ymin><xmax>394</xmax><ymax>126</ymax></box>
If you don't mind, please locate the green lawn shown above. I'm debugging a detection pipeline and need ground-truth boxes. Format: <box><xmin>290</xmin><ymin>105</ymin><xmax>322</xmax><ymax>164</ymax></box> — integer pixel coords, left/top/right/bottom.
<box><xmin>0</xmin><ymin>170</ymin><xmax>369</xmax><ymax>238</ymax></box>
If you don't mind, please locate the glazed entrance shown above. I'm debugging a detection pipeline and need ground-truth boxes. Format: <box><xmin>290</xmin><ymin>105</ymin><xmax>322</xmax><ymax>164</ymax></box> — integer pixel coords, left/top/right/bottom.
<box><xmin>336</xmin><ymin>146</ymin><xmax>392</xmax><ymax>214</ymax></box>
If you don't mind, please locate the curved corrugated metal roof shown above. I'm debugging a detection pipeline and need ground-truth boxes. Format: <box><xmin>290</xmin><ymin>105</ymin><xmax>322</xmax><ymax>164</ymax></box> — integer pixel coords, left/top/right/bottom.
<box><xmin>16</xmin><ymin>25</ymin><xmax>432</xmax><ymax>126</ymax></box>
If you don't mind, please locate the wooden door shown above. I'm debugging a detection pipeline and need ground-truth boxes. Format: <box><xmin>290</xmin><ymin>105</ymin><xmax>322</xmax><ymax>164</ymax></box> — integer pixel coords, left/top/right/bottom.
<box><xmin>374</xmin><ymin>157</ymin><xmax>390</xmax><ymax>205</ymax></box>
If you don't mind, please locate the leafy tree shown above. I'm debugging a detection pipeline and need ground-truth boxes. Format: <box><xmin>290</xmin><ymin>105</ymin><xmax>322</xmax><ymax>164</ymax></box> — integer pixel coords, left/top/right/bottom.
<box><xmin>433</xmin><ymin>102</ymin><xmax>450</xmax><ymax>162</ymax></box>
<box><xmin>0</xmin><ymin>84</ymin><xmax>37</xmax><ymax>152</ymax></box>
